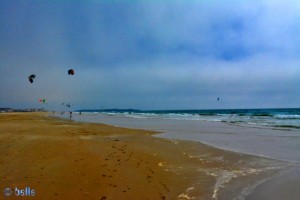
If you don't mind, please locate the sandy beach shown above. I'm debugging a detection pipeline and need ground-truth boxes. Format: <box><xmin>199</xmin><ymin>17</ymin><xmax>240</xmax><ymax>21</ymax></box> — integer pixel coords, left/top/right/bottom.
<box><xmin>0</xmin><ymin>112</ymin><xmax>292</xmax><ymax>200</ymax></box>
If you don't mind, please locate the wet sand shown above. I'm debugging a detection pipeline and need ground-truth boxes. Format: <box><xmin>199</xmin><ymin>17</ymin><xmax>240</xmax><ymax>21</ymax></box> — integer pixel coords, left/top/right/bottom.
<box><xmin>246</xmin><ymin>168</ymin><xmax>300</xmax><ymax>200</ymax></box>
<box><xmin>0</xmin><ymin>112</ymin><xmax>291</xmax><ymax>199</ymax></box>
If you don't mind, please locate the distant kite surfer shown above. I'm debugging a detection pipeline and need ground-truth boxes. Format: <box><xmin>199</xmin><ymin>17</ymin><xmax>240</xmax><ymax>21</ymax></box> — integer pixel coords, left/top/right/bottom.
<box><xmin>217</xmin><ymin>97</ymin><xmax>220</xmax><ymax>101</ymax></box>
<box><xmin>28</xmin><ymin>74</ymin><xmax>36</xmax><ymax>83</ymax></box>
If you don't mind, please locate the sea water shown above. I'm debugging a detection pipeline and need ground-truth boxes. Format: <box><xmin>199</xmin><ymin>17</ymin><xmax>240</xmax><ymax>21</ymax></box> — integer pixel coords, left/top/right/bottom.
<box><xmin>78</xmin><ymin>108</ymin><xmax>300</xmax><ymax>129</ymax></box>
<box><xmin>63</xmin><ymin>108</ymin><xmax>300</xmax><ymax>163</ymax></box>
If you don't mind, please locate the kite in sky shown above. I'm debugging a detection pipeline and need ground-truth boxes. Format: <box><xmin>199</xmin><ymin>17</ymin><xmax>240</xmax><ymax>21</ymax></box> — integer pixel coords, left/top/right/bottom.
<box><xmin>68</xmin><ymin>69</ymin><xmax>74</xmax><ymax>75</ymax></box>
<box><xmin>39</xmin><ymin>99</ymin><xmax>46</xmax><ymax>104</ymax></box>
<box><xmin>28</xmin><ymin>74</ymin><xmax>36</xmax><ymax>83</ymax></box>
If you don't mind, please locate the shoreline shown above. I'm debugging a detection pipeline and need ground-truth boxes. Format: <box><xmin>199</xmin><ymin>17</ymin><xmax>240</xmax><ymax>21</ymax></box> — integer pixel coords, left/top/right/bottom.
<box><xmin>157</xmin><ymin>133</ymin><xmax>300</xmax><ymax>165</ymax></box>
<box><xmin>62</xmin><ymin>112</ymin><xmax>300</xmax><ymax>163</ymax></box>
<box><xmin>0</xmin><ymin>112</ymin><xmax>295</xmax><ymax>199</ymax></box>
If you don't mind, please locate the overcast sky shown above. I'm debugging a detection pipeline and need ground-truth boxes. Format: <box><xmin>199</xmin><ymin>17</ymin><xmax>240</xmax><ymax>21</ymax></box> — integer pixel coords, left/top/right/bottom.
<box><xmin>1</xmin><ymin>0</ymin><xmax>300</xmax><ymax>110</ymax></box>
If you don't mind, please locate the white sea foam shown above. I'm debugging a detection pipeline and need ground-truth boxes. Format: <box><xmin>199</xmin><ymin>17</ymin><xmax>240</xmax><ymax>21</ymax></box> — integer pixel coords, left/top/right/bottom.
<box><xmin>274</xmin><ymin>114</ymin><xmax>300</xmax><ymax>119</ymax></box>
<box><xmin>212</xmin><ymin>170</ymin><xmax>239</xmax><ymax>199</ymax></box>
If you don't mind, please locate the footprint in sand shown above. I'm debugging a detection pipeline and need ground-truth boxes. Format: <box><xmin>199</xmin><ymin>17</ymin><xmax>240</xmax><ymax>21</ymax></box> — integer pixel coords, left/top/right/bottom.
<box><xmin>108</xmin><ymin>184</ymin><xmax>116</xmax><ymax>187</ymax></box>
<box><xmin>159</xmin><ymin>181</ymin><xmax>170</xmax><ymax>192</ymax></box>
<box><xmin>147</xmin><ymin>175</ymin><xmax>152</xmax><ymax>183</ymax></box>
<box><xmin>147</xmin><ymin>168</ymin><xmax>154</xmax><ymax>174</ymax></box>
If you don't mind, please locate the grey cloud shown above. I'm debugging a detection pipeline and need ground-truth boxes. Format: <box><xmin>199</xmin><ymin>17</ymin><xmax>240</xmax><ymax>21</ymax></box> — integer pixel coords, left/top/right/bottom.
<box><xmin>1</xmin><ymin>0</ymin><xmax>300</xmax><ymax>110</ymax></box>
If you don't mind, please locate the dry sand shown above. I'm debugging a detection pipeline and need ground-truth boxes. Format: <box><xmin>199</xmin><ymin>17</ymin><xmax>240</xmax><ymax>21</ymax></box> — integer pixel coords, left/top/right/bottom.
<box><xmin>0</xmin><ymin>113</ymin><xmax>288</xmax><ymax>200</ymax></box>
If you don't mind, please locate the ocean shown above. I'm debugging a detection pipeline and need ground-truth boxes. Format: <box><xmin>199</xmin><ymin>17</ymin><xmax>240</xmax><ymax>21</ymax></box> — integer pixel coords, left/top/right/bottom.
<box><xmin>77</xmin><ymin>108</ymin><xmax>300</xmax><ymax>129</ymax></box>
<box><xmin>59</xmin><ymin>108</ymin><xmax>300</xmax><ymax>163</ymax></box>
